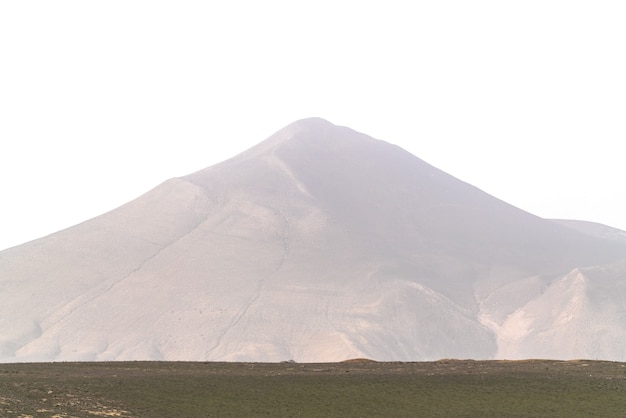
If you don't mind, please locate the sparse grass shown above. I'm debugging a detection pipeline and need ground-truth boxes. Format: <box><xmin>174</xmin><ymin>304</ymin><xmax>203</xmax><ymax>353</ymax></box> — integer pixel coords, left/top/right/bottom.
<box><xmin>1</xmin><ymin>360</ymin><xmax>625</xmax><ymax>417</ymax></box>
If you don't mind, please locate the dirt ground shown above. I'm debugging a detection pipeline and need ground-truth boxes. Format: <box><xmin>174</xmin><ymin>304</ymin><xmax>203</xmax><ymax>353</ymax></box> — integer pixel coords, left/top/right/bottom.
<box><xmin>2</xmin><ymin>360</ymin><xmax>625</xmax><ymax>417</ymax></box>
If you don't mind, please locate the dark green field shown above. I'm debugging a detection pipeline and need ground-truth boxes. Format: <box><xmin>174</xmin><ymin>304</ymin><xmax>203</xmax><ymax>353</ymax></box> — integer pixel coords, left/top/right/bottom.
<box><xmin>1</xmin><ymin>359</ymin><xmax>625</xmax><ymax>417</ymax></box>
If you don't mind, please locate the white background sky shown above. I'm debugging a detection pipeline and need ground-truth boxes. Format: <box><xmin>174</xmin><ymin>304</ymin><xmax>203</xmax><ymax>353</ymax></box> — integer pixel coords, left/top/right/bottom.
<box><xmin>1</xmin><ymin>1</ymin><xmax>625</xmax><ymax>251</ymax></box>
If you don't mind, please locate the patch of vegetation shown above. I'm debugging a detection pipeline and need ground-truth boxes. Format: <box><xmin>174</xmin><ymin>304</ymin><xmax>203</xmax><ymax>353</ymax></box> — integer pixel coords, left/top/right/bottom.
<box><xmin>1</xmin><ymin>360</ymin><xmax>625</xmax><ymax>417</ymax></box>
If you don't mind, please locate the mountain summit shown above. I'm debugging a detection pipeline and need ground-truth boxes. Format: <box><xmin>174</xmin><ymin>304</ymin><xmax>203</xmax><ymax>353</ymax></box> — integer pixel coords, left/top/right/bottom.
<box><xmin>2</xmin><ymin>118</ymin><xmax>626</xmax><ymax>362</ymax></box>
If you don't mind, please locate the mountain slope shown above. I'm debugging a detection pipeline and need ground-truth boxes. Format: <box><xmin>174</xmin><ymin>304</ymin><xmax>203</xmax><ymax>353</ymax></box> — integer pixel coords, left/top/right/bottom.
<box><xmin>2</xmin><ymin>118</ymin><xmax>625</xmax><ymax>362</ymax></box>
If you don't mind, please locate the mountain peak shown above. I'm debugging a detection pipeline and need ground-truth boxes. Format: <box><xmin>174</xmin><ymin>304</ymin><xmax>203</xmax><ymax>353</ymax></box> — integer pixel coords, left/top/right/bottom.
<box><xmin>253</xmin><ymin>117</ymin><xmax>356</xmax><ymax>152</ymax></box>
<box><xmin>196</xmin><ymin>117</ymin><xmax>339</xmax><ymax>167</ymax></box>
<box><xmin>184</xmin><ymin>117</ymin><xmax>380</xmax><ymax>186</ymax></box>
<box><xmin>287</xmin><ymin>116</ymin><xmax>335</xmax><ymax>128</ymax></box>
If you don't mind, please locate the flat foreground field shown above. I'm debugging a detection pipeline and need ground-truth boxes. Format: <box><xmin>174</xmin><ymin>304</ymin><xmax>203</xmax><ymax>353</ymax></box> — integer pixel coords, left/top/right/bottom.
<box><xmin>1</xmin><ymin>359</ymin><xmax>625</xmax><ymax>417</ymax></box>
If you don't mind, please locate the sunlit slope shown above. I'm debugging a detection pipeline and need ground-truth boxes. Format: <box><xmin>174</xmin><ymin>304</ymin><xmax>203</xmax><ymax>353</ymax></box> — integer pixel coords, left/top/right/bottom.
<box><xmin>2</xmin><ymin>118</ymin><xmax>625</xmax><ymax>362</ymax></box>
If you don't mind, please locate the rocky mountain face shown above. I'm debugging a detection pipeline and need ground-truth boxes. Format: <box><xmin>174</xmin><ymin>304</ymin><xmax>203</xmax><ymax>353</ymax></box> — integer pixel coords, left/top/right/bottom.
<box><xmin>2</xmin><ymin>118</ymin><xmax>625</xmax><ymax>362</ymax></box>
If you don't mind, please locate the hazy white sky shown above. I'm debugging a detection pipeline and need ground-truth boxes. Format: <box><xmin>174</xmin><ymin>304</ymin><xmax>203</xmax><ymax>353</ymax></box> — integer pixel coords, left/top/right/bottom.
<box><xmin>1</xmin><ymin>1</ymin><xmax>625</xmax><ymax>251</ymax></box>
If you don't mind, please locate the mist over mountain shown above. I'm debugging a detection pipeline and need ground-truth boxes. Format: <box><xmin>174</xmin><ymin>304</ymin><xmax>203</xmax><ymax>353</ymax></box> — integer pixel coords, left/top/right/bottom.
<box><xmin>2</xmin><ymin>118</ymin><xmax>625</xmax><ymax>362</ymax></box>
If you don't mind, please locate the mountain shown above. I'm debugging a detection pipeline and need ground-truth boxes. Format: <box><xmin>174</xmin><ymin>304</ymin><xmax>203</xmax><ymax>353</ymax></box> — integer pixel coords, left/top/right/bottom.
<box><xmin>2</xmin><ymin>117</ymin><xmax>626</xmax><ymax>362</ymax></box>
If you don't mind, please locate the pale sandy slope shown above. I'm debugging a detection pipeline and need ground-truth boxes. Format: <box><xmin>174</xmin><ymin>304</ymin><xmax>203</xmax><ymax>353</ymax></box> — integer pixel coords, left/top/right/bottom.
<box><xmin>1</xmin><ymin>118</ymin><xmax>625</xmax><ymax>362</ymax></box>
